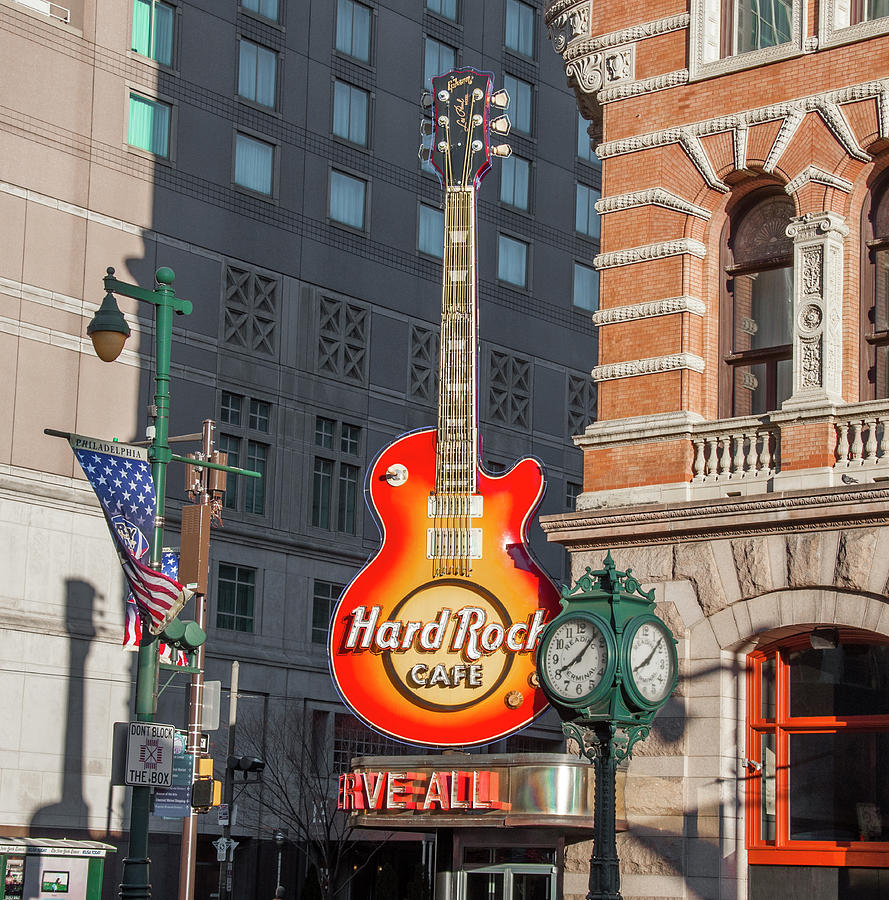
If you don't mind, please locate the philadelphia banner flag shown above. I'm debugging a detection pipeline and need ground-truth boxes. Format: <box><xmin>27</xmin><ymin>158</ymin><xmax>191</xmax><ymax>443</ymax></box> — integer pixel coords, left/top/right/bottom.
<box><xmin>70</xmin><ymin>434</ymin><xmax>191</xmax><ymax>635</ymax></box>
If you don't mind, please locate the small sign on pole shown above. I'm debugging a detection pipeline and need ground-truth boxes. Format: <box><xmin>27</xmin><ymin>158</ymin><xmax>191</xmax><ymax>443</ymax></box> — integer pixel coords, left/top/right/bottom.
<box><xmin>125</xmin><ymin>722</ymin><xmax>175</xmax><ymax>787</ymax></box>
<box><xmin>217</xmin><ymin>803</ymin><xmax>230</xmax><ymax>826</ymax></box>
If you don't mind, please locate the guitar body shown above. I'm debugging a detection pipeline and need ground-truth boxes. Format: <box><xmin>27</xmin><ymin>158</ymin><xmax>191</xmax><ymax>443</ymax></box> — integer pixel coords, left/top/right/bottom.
<box><xmin>329</xmin><ymin>428</ymin><xmax>561</xmax><ymax>747</ymax></box>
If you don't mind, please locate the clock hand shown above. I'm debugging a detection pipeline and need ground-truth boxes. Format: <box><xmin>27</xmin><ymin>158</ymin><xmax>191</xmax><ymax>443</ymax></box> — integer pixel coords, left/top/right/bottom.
<box><xmin>633</xmin><ymin>638</ymin><xmax>663</xmax><ymax>672</ymax></box>
<box><xmin>556</xmin><ymin>638</ymin><xmax>595</xmax><ymax>677</ymax></box>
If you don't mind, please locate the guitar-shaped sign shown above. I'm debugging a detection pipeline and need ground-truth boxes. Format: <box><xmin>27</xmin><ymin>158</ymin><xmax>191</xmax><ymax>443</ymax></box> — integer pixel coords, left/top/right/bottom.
<box><xmin>328</xmin><ymin>68</ymin><xmax>561</xmax><ymax>748</ymax></box>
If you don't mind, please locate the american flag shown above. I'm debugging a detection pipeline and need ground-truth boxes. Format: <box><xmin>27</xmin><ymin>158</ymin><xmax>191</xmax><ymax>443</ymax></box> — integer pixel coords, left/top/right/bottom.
<box><xmin>123</xmin><ymin>551</ymin><xmax>188</xmax><ymax>666</ymax></box>
<box><xmin>70</xmin><ymin>436</ymin><xmax>191</xmax><ymax>635</ymax></box>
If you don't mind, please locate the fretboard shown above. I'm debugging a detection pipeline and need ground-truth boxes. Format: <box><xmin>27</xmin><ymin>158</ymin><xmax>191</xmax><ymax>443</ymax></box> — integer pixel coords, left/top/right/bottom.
<box><xmin>435</xmin><ymin>186</ymin><xmax>478</xmax><ymax>500</ymax></box>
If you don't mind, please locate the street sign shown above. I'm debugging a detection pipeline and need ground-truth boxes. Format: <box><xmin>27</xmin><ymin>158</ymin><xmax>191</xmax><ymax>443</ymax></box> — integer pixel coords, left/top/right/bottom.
<box><xmin>125</xmin><ymin>722</ymin><xmax>175</xmax><ymax>787</ymax></box>
<box><xmin>212</xmin><ymin>838</ymin><xmax>239</xmax><ymax>862</ymax></box>
<box><xmin>217</xmin><ymin>803</ymin><xmax>229</xmax><ymax>826</ymax></box>
<box><xmin>153</xmin><ymin>731</ymin><xmax>195</xmax><ymax>817</ymax></box>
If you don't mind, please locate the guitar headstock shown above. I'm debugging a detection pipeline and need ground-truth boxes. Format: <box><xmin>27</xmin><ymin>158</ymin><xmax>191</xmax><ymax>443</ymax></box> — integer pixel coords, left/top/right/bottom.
<box><xmin>421</xmin><ymin>68</ymin><xmax>511</xmax><ymax>190</ymax></box>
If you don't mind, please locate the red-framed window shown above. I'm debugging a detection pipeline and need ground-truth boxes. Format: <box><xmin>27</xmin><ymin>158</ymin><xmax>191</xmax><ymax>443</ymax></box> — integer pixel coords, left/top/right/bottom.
<box><xmin>746</xmin><ymin>630</ymin><xmax>889</xmax><ymax>866</ymax></box>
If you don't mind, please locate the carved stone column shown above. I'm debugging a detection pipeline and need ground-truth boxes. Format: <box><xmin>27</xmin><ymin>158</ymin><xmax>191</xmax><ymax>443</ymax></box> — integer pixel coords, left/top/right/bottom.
<box><xmin>784</xmin><ymin>211</ymin><xmax>849</xmax><ymax>408</ymax></box>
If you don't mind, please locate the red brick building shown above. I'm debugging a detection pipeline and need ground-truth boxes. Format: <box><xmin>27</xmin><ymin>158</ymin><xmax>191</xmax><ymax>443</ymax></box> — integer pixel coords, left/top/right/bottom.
<box><xmin>545</xmin><ymin>1</ymin><xmax>889</xmax><ymax>897</ymax></box>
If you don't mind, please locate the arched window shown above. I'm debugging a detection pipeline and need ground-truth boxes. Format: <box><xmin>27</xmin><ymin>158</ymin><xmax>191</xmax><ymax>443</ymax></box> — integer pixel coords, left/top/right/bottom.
<box><xmin>862</xmin><ymin>181</ymin><xmax>889</xmax><ymax>399</ymax></box>
<box><xmin>747</xmin><ymin>629</ymin><xmax>889</xmax><ymax>866</ymax></box>
<box><xmin>720</xmin><ymin>193</ymin><xmax>795</xmax><ymax>417</ymax></box>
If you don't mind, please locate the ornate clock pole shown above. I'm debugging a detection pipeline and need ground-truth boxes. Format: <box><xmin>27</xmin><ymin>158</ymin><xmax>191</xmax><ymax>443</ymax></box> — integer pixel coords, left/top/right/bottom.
<box><xmin>537</xmin><ymin>552</ymin><xmax>678</xmax><ymax>900</ymax></box>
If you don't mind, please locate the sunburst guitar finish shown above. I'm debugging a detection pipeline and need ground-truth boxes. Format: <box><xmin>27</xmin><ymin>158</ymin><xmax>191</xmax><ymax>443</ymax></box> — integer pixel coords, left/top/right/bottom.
<box><xmin>328</xmin><ymin>68</ymin><xmax>561</xmax><ymax>748</ymax></box>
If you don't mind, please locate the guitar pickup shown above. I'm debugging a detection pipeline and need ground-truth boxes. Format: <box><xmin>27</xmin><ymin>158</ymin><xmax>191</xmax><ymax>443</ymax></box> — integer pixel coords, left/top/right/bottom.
<box><xmin>427</xmin><ymin>528</ymin><xmax>482</xmax><ymax>559</ymax></box>
<box><xmin>427</xmin><ymin>494</ymin><xmax>483</xmax><ymax>517</ymax></box>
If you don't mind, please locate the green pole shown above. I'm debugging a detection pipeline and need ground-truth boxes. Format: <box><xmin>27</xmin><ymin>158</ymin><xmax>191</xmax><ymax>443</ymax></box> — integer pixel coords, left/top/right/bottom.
<box><xmin>119</xmin><ymin>267</ymin><xmax>179</xmax><ymax>900</ymax></box>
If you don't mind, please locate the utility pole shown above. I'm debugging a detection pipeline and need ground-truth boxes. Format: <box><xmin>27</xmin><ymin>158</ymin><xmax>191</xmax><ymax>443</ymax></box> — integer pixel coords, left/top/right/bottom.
<box><xmin>218</xmin><ymin>661</ymin><xmax>239</xmax><ymax>900</ymax></box>
<box><xmin>178</xmin><ymin>419</ymin><xmax>225</xmax><ymax>900</ymax></box>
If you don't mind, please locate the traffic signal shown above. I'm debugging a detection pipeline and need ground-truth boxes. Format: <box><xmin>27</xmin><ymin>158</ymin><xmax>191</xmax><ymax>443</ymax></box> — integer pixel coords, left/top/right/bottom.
<box><xmin>192</xmin><ymin>756</ymin><xmax>222</xmax><ymax>811</ymax></box>
<box><xmin>227</xmin><ymin>755</ymin><xmax>265</xmax><ymax>780</ymax></box>
<box><xmin>159</xmin><ymin>618</ymin><xmax>206</xmax><ymax>654</ymax></box>
<box><xmin>192</xmin><ymin>778</ymin><xmax>222</xmax><ymax>810</ymax></box>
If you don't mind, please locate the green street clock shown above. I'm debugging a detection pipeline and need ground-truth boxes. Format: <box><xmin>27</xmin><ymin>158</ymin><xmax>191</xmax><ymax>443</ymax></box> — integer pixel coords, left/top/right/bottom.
<box><xmin>537</xmin><ymin>552</ymin><xmax>678</xmax><ymax>754</ymax></box>
<box><xmin>538</xmin><ymin>611</ymin><xmax>616</xmax><ymax>707</ymax></box>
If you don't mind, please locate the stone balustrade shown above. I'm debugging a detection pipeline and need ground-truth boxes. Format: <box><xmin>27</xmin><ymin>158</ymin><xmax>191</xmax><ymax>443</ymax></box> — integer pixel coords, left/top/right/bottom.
<box><xmin>834</xmin><ymin>407</ymin><xmax>889</xmax><ymax>468</ymax></box>
<box><xmin>691</xmin><ymin>422</ymin><xmax>778</xmax><ymax>483</ymax></box>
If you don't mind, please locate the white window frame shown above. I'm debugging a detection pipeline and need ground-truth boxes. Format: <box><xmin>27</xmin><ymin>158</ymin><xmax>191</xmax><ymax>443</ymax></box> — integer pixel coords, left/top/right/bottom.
<box><xmin>818</xmin><ymin>0</ymin><xmax>889</xmax><ymax>47</ymax></box>
<box><xmin>689</xmin><ymin>0</ymin><xmax>805</xmax><ymax>80</ymax></box>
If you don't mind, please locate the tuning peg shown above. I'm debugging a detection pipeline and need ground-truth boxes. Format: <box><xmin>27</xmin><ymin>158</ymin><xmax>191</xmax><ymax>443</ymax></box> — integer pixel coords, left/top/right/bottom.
<box><xmin>490</xmin><ymin>115</ymin><xmax>511</xmax><ymax>136</ymax></box>
<box><xmin>491</xmin><ymin>144</ymin><xmax>512</xmax><ymax>158</ymax></box>
<box><xmin>490</xmin><ymin>89</ymin><xmax>510</xmax><ymax>110</ymax></box>
<box><xmin>421</xmin><ymin>91</ymin><xmax>433</xmax><ymax>110</ymax></box>
<box><xmin>420</xmin><ymin>119</ymin><xmax>434</xmax><ymax>136</ymax></box>
<box><xmin>418</xmin><ymin>146</ymin><xmax>432</xmax><ymax>162</ymax></box>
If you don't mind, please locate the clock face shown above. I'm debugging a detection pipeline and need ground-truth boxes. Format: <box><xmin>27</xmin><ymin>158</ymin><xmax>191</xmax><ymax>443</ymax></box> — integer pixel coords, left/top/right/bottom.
<box><xmin>540</xmin><ymin>614</ymin><xmax>611</xmax><ymax>704</ymax></box>
<box><xmin>627</xmin><ymin>617</ymin><xmax>675</xmax><ymax>706</ymax></box>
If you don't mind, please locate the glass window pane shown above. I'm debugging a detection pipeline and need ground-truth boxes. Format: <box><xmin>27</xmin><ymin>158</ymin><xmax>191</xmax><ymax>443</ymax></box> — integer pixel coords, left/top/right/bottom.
<box><xmin>315</xmin><ymin>417</ymin><xmax>335</xmax><ymax>449</ymax></box>
<box><xmin>132</xmin><ymin>0</ymin><xmax>151</xmax><ymax>56</ymax></box>
<box><xmin>218</xmin><ymin>435</ymin><xmax>240</xmax><ymax>510</ymax></box>
<box><xmin>341</xmin><ymin>423</ymin><xmax>361</xmax><ymax>455</ymax></box>
<box><xmin>338</xmin><ymin>463</ymin><xmax>359</xmax><ymax>533</ymax></box>
<box><xmin>313</xmin><ymin>458</ymin><xmax>333</xmax><ymax>528</ymax></box>
<box><xmin>576</xmin><ymin>183</ymin><xmax>601</xmax><ymax>238</ymax></box>
<box><xmin>500</xmin><ymin>155</ymin><xmax>529</xmax><ymax>210</ymax></box>
<box><xmin>506</xmin><ymin>0</ymin><xmax>535</xmax><ymax>57</ymax></box>
<box><xmin>425</xmin><ymin>38</ymin><xmax>456</xmax><ymax>88</ymax></box>
<box><xmin>152</xmin><ymin>1</ymin><xmax>174</xmax><ymax>66</ymax></box>
<box><xmin>235</xmin><ymin>133</ymin><xmax>274</xmax><ymax>195</ymax></box>
<box><xmin>220</xmin><ymin>391</ymin><xmax>242</xmax><ymax>425</ymax></box>
<box><xmin>217</xmin><ymin>564</ymin><xmax>255</xmax><ymax>632</ymax></box>
<box><xmin>789</xmin><ymin>643</ymin><xmax>889</xmax><ymax>717</ymax></box>
<box><xmin>426</xmin><ymin>0</ymin><xmax>457</xmax><ymax>20</ymax></box>
<box><xmin>498</xmin><ymin>234</ymin><xmax>527</xmax><ymax>287</ymax></box>
<box><xmin>128</xmin><ymin>93</ymin><xmax>170</xmax><ymax>157</ymax></box>
<box><xmin>248</xmin><ymin>399</ymin><xmax>270</xmax><ymax>432</ymax></box>
<box><xmin>336</xmin><ymin>0</ymin><xmax>371</xmax><ymax>62</ymax></box>
<box><xmin>333</xmin><ymin>81</ymin><xmax>368</xmax><ymax>146</ymax></box>
<box><xmin>313</xmin><ymin>580</ymin><xmax>344</xmax><ymax>644</ymax></box>
<box><xmin>760</xmin><ymin>732</ymin><xmax>776</xmax><ymax>841</ymax></box>
<box><xmin>577</xmin><ymin>111</ymin><xmax>596</xmax><ymax>161</ymax></box>
<box><xmin>245</xmin><ymin>441</ymin><xmax>267</xmax><ymax>514</ymax></box>
<box><xmin>863</xmin><ymin>0</ymin><xmax>889</xmax><ymax>21</ymax></box>
<box><xmin>239</xmin><ymin>40</ymin><xmax>276</xmax><ymax>107</ymax></box>
<box><xmin>329</xmin><ymin>170</ymin><xmax>366</xmax><ymax>229</ymax></box>
<box><xmin>573</xmin><ymin>262</ymin><xmax>599</xmax><ymax>312</ymax></box>
<box><xmin>419</xmin><ymin>203</ymin><xmax>444</xmax><ymax>257</ymax></box>
<box><xmin>761</xmin><ymin>654</ymin><xmax>776</xmax><ymax>719</ymax></box>
<box><xmin>504</xmin><ymin>74</ymin><xmax>531</xmax><ymax>134</ymax></box>
<box><xmin>243</xmin><ymin>0</ymin><xmax>279</xmax><ymax>20</ymax></box>
<box><xmin>790</xmin><ymin>731</ymin><xmax>889</xmax><ymax>841</ymax></box>
<box><xmin>731</xmin><ymin>360</ymin><xmax>767</xmax><ymax>417</ymax></box>
<box><xmin>734</xmin><ymin>0</ymin><xmax>792</xmax><ymax>53</ymax></box>
<box><xmin>733</xmin><ymin>267</ymin><xmax>793</xmax><ymax>353</ymax></box>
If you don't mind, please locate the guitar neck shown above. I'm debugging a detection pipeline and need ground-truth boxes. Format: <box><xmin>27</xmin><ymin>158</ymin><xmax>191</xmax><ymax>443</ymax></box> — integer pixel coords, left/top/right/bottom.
<box><xmin>435</xmin><ymin>186</ymin><xmax>478</xmax><ymax>497</ymax></box>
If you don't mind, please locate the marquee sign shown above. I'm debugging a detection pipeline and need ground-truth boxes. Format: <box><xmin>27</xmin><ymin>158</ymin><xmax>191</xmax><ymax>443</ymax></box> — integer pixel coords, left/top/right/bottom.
<box><xmin>338</xmin><ymin>754</ymin><xmax>604</xmax><ymax>831</ymax></box>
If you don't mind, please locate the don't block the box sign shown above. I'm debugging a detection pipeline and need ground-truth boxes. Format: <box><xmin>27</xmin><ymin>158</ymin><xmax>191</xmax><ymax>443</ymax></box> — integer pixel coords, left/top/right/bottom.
<box><xmin>338</xmin><ymin>753</ymin><xmax>603</xmax><ymax>830</ymax></box>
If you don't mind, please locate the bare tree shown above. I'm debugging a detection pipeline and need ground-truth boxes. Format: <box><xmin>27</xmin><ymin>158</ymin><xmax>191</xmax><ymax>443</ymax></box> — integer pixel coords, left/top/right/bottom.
<box><xmin>238</xmin><ymin>701</ymin><xmax>390</xmax><ymax>900</ymax></box>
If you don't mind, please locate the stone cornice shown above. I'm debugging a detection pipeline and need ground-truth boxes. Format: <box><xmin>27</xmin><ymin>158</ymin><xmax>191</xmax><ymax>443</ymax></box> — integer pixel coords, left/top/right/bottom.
<box><xmin>556</xmin><ymin>12</ymin><xmax>690</xmax><ymax>59</ymax></box>
<box><xmin>592</xmin><ymin>295</ymin><xmax>706</xmax><ymax>326</ymax></box>
<box><xmin>784</xmin><ymin>164</ymin><xmax>854</xmax><ymax>196</ymax></box>
<box><xmin>591</xmin><ymin>353</ymin><xmax>706</xmax><ymax>382</ymax></box>
<box><xmin>598</xmin><ymin>70</ymin><xmax>689</xmax><ymax>104</ymax></box>
<box><xmin>595</xmin><ymin>188</ymin><xmax>711</xmax><ymax>219</ymax></box>
<box><xmin>597</xmin><ymin>77</ymin><xmax>888</xmax><ymax>176</ymax></box>
<box><xmin>541</xmin><ymin>485</ymin><xmax>889</xmax><ymax>548</ymax></box>
<box><xmin>594</xmin><ymin>238</ymin><xmax>707</xmax><ymax>269</ymax></box>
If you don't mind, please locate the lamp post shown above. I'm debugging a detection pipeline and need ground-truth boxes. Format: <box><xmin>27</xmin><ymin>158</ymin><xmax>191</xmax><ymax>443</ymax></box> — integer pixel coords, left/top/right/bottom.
<box><xmin>88</xmin><ymin>266</ymin><xmax>192</xmax><ymax>900</ymax></box>
<box><xmin>274</xmin><ymin>829</ymin><xmax>285</xmax><ymax>895</ymax></box>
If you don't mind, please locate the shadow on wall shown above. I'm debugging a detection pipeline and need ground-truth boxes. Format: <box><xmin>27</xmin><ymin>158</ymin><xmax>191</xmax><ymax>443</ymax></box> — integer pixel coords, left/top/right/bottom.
<box><xmin>28</xmin><ymin>578</ymin><xmax>135</xmax><ymax>899</ymax></box>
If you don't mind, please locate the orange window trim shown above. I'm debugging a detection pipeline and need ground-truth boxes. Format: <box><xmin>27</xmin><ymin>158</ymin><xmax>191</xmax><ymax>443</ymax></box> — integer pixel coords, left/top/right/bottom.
<box><xmin>745</xmin><ymin>632</ymin><xmax>889</xmax><ymax>865</ymax></box>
